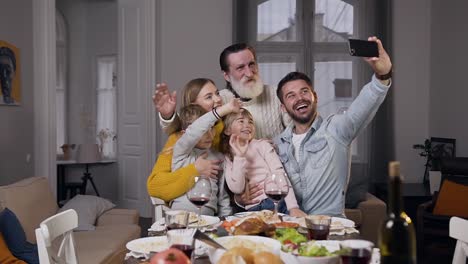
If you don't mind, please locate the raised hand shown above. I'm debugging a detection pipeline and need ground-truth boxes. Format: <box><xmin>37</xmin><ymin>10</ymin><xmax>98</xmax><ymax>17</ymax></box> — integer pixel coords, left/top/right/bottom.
<box><xmin>364</xmin><ymin>36</ymin><xmax>392</xmax><ymax>78</ymax></box>
<box><xmin>216</xmin><ymin>98</ymin><xmax>243</xmax><ymax>117</ymax></box>
<box><xmin>194</xmin><ymin>152</ymin><xmax>222</xmax><ymax>179</ymax></box>
<box><xmin>229</xmin><ymin>134</ymin><xmax>248</xmax><ymax>157</ymax></box>
<box><xmin>152</xmin><ymin>83</ymin><xmax>177</xmax><ymax>119</ymax></box>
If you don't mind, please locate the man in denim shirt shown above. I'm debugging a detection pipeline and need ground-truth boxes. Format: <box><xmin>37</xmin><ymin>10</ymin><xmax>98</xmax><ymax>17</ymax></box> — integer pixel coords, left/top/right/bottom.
<box><xmin>274</xmin><ymin>37</ymin><xmax>392</xmax><ymax>217</ymax></box>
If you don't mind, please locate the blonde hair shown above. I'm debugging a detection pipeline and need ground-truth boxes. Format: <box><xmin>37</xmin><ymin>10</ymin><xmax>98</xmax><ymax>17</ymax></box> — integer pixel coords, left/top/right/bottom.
<box><xmin>220</xmin><ymin>108</ymin><xmax>254</xmax><ymax>161</ymax></box>
<box><xmin>160</xmin><ymin>78</ymin><xmax>214</xmax><ymax>155</ymax></box>
<box><xmin>182</xmin><ymin>78</ymin><xmax>215</xmax><ymax>108</ymax></box>
<box><xmin>160</xmin><ymin>105</ymin><xmax>207</xmax><ymax>155</ymax></box>
<box><xmin>179</xmin><ymin>104</ymin><xmax>207</xmax><ymax>130</ymax></box>
<box><xmin>165</xmin><ymin>78</ymin><xmax>215</xmax><ymax>134</ymax></box>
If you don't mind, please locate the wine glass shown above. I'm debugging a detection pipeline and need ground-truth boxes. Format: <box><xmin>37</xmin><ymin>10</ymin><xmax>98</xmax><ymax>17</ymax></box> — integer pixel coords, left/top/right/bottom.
<box><xmin>186</xmin><ymin>176</ymin><xmax>212</xmax><ymax>228</ymax></box>
<box><xmin>264</xmin><ymin>173</ymin><xmax>289</xmax><ymax>215</ymax></box>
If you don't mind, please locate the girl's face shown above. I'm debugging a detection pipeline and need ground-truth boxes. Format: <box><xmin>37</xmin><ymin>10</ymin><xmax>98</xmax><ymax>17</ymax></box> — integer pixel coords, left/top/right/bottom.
<box><xmin>195</xmin><ymin>126</ymin><xmax>216</xmax><ymax>149</ymax></box>
<box><xmin>225</xmin><ymin>112</ymin><xmax>255</xmax><ymax>142</ymax></box>
<box><xmin>193</xmin><ymin>82</ymin><xmax>222</xmax><ymax>111</ymax></box>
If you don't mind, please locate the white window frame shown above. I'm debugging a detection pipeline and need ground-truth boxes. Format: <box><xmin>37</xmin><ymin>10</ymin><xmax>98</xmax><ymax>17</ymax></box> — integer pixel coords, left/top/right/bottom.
<box><xmin>236</xmin><ymin>0</ymin><xmax>376</xmax><ymax>163</ymax></box>
<box><xmin>96</xmin><ymin>55</ymin><xmax>117</xmax><ymax>159</ymax></box>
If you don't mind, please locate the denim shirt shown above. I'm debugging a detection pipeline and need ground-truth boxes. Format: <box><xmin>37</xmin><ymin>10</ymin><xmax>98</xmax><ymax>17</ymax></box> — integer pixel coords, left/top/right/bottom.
<box><xmin>274</xmin><ymin>75</ymin><xmax>390</xmax><ymax>217</ymax></box>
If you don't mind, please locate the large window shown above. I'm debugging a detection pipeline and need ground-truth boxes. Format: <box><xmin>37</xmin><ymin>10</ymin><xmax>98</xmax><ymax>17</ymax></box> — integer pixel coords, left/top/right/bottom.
<box><xmin>236</xmin><ymin>0</ymin><xmax>377</xmax><ymax>161</ymax></box>
<box><xmin>96</xmin><ymin>55</ymin><xmax>117</xmax><ymax>159</ymax></box>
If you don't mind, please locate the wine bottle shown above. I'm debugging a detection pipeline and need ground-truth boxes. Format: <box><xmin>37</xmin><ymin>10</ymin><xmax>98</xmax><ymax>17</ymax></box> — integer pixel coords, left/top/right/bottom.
<box><xmin>379</xmin><ymin>161</ymin><xmax>417</xmax><ymax>264</ymax></box>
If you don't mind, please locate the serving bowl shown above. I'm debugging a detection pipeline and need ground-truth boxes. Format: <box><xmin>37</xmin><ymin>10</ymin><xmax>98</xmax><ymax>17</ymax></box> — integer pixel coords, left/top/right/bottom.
<box><xmin>207</xmin><ymin>235</ymin><xmax>281</xmax><ymax>263</ymax></box>
<box><xmin>280</xmin><ymin>240</ymin><xmax>341</xmax><ymax>264</ymax></box>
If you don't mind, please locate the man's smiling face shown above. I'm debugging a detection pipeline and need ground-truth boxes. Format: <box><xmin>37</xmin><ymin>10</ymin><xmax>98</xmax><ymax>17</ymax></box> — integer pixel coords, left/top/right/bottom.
<box><xmin>280</xmin><ymin>79</ymin><xmax>317</xmax><ymax>124</ymax></box>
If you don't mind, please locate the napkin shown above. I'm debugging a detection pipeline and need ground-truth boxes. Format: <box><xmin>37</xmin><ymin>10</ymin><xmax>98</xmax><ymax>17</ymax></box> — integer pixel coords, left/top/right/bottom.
<box><xmin>125</xmin><ymin>251</ymin><xmax>150</xmax><ymax>260</ymax></box>
<box><xmin>329</xmin><ymin>227</ymin><xmax>359</xmax><ymax>236</ymax></box>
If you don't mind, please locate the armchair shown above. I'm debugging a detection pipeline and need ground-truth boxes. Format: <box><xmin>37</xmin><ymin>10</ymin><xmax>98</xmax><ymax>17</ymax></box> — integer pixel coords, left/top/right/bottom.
<box><xmin>345</xmin><ymin>193</ymin><xmax>387</xmax><ymax>245</ymax></box>
<box><xmin>416</xmin><ymin>157</ymin><xmax>468</xmax><ymax>262</ymax></box>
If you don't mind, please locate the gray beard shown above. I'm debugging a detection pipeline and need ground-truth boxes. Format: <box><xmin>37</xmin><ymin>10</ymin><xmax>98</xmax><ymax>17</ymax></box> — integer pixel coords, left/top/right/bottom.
<box><xmin>230</xmin><ymin>78</ymin><xmax>264</xmax><ymax>99</ymax></box>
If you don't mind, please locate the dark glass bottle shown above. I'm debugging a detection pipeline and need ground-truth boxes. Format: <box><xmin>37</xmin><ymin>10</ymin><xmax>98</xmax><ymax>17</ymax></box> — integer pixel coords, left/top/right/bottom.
<box><xmin>379</xmin><ymin>161</ymin><xmax>417</xmax><ymax>264</ymax></box>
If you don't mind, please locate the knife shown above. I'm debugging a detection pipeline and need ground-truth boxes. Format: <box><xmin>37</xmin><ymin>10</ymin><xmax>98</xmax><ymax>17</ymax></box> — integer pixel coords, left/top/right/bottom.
<box><xmin>193</xmin><ymin>229</ymin><xmax>226</xmax><ymax>250</ymax></box>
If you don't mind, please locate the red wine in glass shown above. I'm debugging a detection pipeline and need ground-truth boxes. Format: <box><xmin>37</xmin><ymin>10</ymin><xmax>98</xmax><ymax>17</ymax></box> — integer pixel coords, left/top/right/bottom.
<box><xmin>340</xmin><ymin>248</ymin><xmax>372</xmax><ymax>264</ymax></box>
<box><xmin>170</xmin><ymin>244</ymin><xmax>194</xmax><ymax>258</ymax></box>
<box><xmin>307</xmin><ymin>224</ymin><xmax>330</xmax><ymax>240</ymax></box>
<box><xmin>186</xmin><ymin>176</ymin><xmax>211</xmax><ymax>228</ymax></box>
<box><xmin>189</xmin><ymin>196</ymin><xmax>210</xmax><ymax>207</ymax></box>
<box><xmin>265</xmin><ymin>191</ymin><xmax>288</xmax><ymax>203</ymax></box>
<box><xmin>166</xmin><ymin>223</ymin><xmax>187</xmax><ymax>230</ymax></box>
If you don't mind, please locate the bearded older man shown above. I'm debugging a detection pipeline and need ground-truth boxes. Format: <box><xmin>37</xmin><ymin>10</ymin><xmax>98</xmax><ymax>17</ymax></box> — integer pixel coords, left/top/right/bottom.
<box><xmin>154</xmin><ymin>43</ymin><xmax>288</xmax><ymax>139</ymax></box>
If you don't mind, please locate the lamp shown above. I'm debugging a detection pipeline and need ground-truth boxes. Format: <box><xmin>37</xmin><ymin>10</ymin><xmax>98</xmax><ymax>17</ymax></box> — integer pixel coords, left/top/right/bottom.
<box><xmin>77</xmin><ymin>143</ymin><xmax>101</xmax><ymax>163</ymax></box>
<box><xmin>76</xmin><ymin>143</ymin><xmax>102</xmax><ymax>196</ymax></box>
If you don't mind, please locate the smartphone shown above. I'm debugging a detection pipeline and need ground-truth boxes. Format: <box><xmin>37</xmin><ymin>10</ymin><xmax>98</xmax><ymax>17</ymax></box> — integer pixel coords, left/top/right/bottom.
<box><xmin>348</xmin><ymin>39</ymin><xmax>379</xmax><ymax>57</ymax></box>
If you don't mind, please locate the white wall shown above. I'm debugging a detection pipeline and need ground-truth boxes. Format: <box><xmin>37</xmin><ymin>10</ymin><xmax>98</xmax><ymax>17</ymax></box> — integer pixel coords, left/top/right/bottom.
<box><xmin>429</xmin><ymin>0</ymin><xmax>468</xmax><ymax>157</ymax></box>
<box><xmin>393</xmin><ymin>0</ymin><xmax>468</xmax><ymax>182</ymax></box>
<box><xmin>160</xmin><ymin>0</ymin><xmax>233</xmax><ymax>106</ymax></box>
<box><xmin>0</xmin><ymin>0</ymin><xmax>34</xmax><ymax>185</ymax></box>
<box><xmin>392</xmin><ymin>0</ymin><xmax>431</xmax><ymax>182</ymax></box>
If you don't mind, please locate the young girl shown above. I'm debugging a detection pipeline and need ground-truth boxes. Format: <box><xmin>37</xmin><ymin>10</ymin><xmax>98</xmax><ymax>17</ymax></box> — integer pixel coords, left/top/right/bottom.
<box><xmin>170</xmin><ymin>98</ymin><xmax>242</xmax><ymax>217</ymax></box>
<box><xmin>220</xmin><ymin>108</ymin><xmax>306</xmax><ymax>217</ymax></box>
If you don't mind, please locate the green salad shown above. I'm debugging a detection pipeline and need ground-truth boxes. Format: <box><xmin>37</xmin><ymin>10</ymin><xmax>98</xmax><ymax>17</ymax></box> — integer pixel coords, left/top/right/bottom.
<box><xmin>297</xmin><ymin>242</ymin><xmax>336</xmax><ymax>257</ymax></box>
<box><xmin>274</xmin><ymin>228</ymin><xmax>307</xmax><ymax>244</ymax></box>
<box><xmin>275</xmin><ymin>228</ymin><xmax>339</xmax><ymax>257</ymax></box>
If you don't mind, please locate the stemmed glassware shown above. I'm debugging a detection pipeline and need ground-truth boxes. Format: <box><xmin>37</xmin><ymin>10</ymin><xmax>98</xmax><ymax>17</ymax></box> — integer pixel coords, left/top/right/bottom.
<box><xmin>264</xmin><ymin>173</ymin><xmax>289</xmax><ymax>215</ymax></box>
<box><xmin>186</xmin><ymin>176</ymin><xmax>212</xmax><ymax>228</ymax></box>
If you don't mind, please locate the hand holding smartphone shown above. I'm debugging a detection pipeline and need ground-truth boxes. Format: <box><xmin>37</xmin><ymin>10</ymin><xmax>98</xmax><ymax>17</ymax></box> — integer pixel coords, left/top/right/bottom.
<box><xmin>348</xmin><ymin>39</ymin><xmax>379</xmax><ymax>57</ymax></box>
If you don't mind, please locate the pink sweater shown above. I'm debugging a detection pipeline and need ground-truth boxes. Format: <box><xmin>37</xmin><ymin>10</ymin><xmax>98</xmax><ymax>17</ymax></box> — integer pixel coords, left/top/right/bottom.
<box><xmin>224</xmin><ymin>139</ymin><xmax>299</xmax><ymax>210</ymax></box>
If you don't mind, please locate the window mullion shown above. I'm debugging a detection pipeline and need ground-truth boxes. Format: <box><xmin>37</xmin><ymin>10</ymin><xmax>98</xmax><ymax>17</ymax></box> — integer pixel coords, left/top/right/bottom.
<box><xmin>302</xmin><ymin>0</ymin><xmax>314</xmax><ymax>78</ymax></box>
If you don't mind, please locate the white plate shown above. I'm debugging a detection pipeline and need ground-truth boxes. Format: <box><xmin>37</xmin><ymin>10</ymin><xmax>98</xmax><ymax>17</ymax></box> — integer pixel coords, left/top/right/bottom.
<box><xmin>331</xmin><ymin>217</ymin><xmax>355</xmax><ymax>230</ymax></box>
<box><xmin>188</xmin><ymin>215</ymin><xmax>220</xmax><ymax>228</ymax></box>
<box><xmin>126</xmin><ymin>236</ymin><xmax>169</xmax><ymax>254</ymax></box>
<box><xmin>290</xmin><ymin>216</ymin><xmax>355</xmax><ymax>231</ymax></box>
<box><xmin>127</xmin><ymin>235</ymin><xmax>208</xmax><ymax>257</ymax></box>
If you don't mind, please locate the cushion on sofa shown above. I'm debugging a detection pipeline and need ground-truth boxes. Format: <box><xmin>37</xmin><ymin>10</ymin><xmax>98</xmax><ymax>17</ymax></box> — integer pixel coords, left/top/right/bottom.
<box><xmin>0</xmin><ymin>177</ymin><xmax>58</xmax><ymax>243</ymax></box>
<box><xmin>0</xmin><ymin>233</ymin><xmax>27</xmax><ymax>264</ymax></box>
<box><xmin>433</xmin><ymin>180</ymin><xmax>468</xmax><ymax>218</ymax></box>
<box><xmin>58</xmin><ymin>195</ymin><xmax>115</xmax><ymax>231</ymax></box>
<box><xmin>70</xmin><ymin>224</ymin><xmax>141</xmax><ymax>263</ymax></box>
<box><xmin>346</xmin><ymin>163</ymin><xmax>368</xmax><ymax>208</ymax></box>
<box><xmin>0</xmin><ymin>208</ymin><xmax>39</xmax><ymax>264</ymax></box>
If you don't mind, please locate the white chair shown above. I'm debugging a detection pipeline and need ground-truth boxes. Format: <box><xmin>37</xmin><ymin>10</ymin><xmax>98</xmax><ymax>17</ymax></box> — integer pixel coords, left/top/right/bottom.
<box><xmin>449</xmin><ymin>216</ymin><xmax>468</xmax><ymax>264</ymax></box>
<box><xmin>35</xmin><ymin>209</ymin><xmax>78</xmax><ymax>264</ymax></box>
<box><xmin>150</xmin><ymin>196</ymin><xmax>169</xmax><ymax>221</ymax></box>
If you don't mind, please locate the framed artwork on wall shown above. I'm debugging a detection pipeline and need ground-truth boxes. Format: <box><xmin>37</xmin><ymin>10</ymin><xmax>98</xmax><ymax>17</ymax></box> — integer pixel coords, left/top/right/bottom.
<box><xmin>431</xmin><ymin>137</ymin><xmax>456</xmax><ymax>159</ymax></box>
<box><xmin>430</xmin><ymin>137</ymin><xmax>456</xmax><ymax>171</ymax></box>
<box><xmin>0</xmin><ymin>40</ymin><xmax>21</xmax><ymax>106</ymax></box>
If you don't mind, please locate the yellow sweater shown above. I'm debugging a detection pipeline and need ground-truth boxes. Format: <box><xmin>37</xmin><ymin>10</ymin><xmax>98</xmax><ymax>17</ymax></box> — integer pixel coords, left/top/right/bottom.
<box><xmin>146</xmin><ymin>121</ymin><xmax>224</xmax><ymax>202</ymax></box>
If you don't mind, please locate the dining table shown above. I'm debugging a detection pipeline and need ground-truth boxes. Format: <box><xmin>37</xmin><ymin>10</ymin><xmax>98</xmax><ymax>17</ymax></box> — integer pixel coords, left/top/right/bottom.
<box><xmin>123</xmin><ymin>213</ymin><xmax>367</xmax><ymax>264</ymax></box>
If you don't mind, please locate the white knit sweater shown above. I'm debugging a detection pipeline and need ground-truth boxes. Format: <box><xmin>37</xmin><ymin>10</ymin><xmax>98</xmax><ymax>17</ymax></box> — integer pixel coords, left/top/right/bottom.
<box><xmin>219</xmin><ymin>85</ymin><xmax>290</xmax><ymax>139</ymax></box>
<box><xmin>159</xmin><ymin>85</ymin><xmax>290</xmax><ymax>139</ymax></box>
